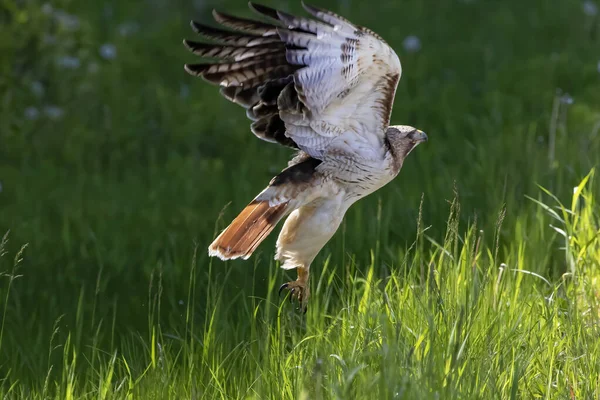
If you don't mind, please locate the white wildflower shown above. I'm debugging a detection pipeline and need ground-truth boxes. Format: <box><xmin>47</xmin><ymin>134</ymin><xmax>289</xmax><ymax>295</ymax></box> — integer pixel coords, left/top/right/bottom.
<box><xmin>597</xmin><ymin>60</ymin><xmax>600</xmax><ymax>73</ymax></box>
<box><xmin>583</xmin><ymin>0</ymin><xmax>598</xmax><ymax>16</ymax></box>
<box><xmin>99</xmin><ymin>43</ymin><xmax>117</xmax><ymax>60</ymax></box>
<box><xmin>178</xmin><ymin>300</ymin><xmax>184</xmax><ymax>305</ymax></box>
<box><xmin>56</xmin><ymin>56</ymin><xmax>81</xmax><ymax>70</ymax></box>
<box><xmin>24</xmin><ymin>107</ymin><xmax>40</xmax><ymax>120</ymax></box>
<box><xmin>402</xmin><ymin>35</ymin><xmax>421</xmax><ymax>53</ymax></box>
<box><xmin>43</xmin><ymin>105</ymin><xmax>64</xmax><ymax>120</ymax></box>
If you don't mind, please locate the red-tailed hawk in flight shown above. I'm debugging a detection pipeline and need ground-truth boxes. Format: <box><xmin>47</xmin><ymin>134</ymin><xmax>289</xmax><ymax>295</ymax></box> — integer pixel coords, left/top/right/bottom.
<box><xmin>184</xmin><ymin>2</ymin><xmax>427</xmax><ymax>311</ymax></box>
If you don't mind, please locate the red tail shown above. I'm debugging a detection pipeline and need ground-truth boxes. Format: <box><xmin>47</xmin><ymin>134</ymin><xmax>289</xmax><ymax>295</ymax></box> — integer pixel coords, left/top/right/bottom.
<box><xmin>208</xmin><ymin>200</ymin><xmax>288</xmax><ymax>260</ymax></box>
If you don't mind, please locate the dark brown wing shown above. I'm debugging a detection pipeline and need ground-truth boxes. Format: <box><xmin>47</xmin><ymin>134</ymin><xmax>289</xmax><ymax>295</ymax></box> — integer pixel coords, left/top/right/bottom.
<box><xmin>184</xmin><ymin>4</ymin><xmax>305</xmax><ymax>149</ymax></box>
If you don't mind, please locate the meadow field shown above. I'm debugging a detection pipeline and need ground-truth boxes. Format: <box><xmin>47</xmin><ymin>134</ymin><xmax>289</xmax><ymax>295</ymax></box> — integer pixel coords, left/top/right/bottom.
<box><xmin>1</xmin><ymin>0</ymin><xmax>600</xmax><ymax>398</ymax></box>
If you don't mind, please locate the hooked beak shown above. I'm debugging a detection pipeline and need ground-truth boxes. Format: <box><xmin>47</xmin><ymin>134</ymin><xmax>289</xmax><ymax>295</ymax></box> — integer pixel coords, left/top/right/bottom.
<box><xmin>409</xmin><ymin>129</ymin><xmax>428</xmax><ymax>143</ymax></box>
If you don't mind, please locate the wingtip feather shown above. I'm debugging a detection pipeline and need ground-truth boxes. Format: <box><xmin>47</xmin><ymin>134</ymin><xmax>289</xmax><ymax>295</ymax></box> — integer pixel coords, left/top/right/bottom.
<box><xmin>276</xmin><ymin>10</ymin><xmax>296</xmax><ymax>27</ymax></box>
<box><xmin>184</xmin><ymin>63</ymin><xmax>211</xmax><ymax>77</ymax></box>
<box><xmin>300</xmin><ymin>1</ymin><xmax>321</xmax><ymax>15</ymax></box>
<box><xmin>190</xmin><ymin>20</ymin><xmax>204</xmax><ymax>34</ymax></box>
<box><xmin>182</xmin><ymin>39</ymin><xmax>193</xmax><ymax>51</ymax></box>
<box><xmin>212</xmin><ymin>9</ymin><xmax>231</xmax><ymax>25</ymax></box>
<box><xmin>183</xmin><ymin>64</ymin><xmax>195</xmax><ymax>75</ymax></box>
<box><xmin>190</xmin><ymin>20</ymin><xmax>221</xmax><ymax>36</ymax></box>
<box><xmin>248</xmin><ymin>2</ymin><xmax>280</xmax><ymax>21</ymax></box>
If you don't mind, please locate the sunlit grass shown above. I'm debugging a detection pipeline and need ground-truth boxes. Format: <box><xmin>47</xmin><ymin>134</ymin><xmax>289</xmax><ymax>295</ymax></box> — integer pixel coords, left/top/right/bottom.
<box><xmin>1</xmin><ymin>171</ymin><xmax>599</xmax><ymax>399</ymax></box>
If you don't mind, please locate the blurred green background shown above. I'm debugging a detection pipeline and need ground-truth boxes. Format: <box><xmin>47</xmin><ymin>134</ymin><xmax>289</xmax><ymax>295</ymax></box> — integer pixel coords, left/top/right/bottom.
<box><xmin>1</xmin><ymin>0</ymin><xmax>599</xmax><ymax>391</ymax></box>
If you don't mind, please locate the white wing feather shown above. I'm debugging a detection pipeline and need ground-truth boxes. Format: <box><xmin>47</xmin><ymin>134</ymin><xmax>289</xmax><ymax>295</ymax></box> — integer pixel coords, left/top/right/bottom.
<box><xmin>277</xmin><ymin>3</ymin><xmax>402</xmax><ymax>161</ymax></box>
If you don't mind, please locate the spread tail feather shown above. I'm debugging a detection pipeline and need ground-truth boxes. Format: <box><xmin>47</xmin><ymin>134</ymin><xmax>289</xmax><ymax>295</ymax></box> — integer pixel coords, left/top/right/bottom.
<box><xmin>208</xmin><ymin>200</ymin><xmax>288</xmax><ymax>260</ymax></box>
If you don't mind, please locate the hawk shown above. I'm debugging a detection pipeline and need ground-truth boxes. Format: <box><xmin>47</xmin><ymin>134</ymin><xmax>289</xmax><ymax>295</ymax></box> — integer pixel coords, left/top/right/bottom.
<box><xmin>184</xmin><ymin>2</ymin><xmax>427</xmax><ymax>311</ymax></box>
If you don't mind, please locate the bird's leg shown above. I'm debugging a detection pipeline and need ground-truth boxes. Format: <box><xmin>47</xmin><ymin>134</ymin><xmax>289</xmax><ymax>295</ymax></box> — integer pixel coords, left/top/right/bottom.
<box><xmin>279</xmin><ymin>266</ymin><xmax>310</xmax><ymax>312</ymax></box>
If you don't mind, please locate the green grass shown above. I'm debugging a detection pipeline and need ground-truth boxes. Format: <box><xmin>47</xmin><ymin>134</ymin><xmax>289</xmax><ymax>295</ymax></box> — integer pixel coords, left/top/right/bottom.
<box><xmin>1</xmin><ymin>0</ymin><xmax>600</xmax><ymax>398</ymax></box>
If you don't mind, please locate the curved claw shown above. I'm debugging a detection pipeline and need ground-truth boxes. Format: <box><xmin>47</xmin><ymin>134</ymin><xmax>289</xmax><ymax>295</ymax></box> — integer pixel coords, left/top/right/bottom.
<box><xmin>279</xmin><ymin>283</ymin><xmax>289</xmax><ymax>296</ymax></box>
<box><xmin>278</xmin><ymin>280</ymin><xmax>310</xmax><ymax>313</ymax></box>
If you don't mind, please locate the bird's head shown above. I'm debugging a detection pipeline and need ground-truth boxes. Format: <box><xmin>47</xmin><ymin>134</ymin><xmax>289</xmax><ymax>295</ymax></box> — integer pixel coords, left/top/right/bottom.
<box><xmin>385</xmin><ymin>125</ymin><xmax>428</xmax><ymax>161</ymax></box>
